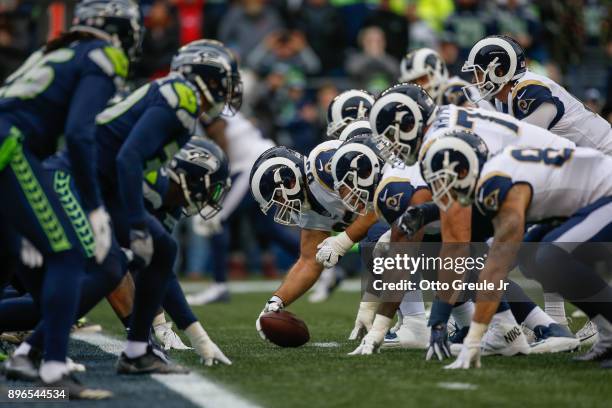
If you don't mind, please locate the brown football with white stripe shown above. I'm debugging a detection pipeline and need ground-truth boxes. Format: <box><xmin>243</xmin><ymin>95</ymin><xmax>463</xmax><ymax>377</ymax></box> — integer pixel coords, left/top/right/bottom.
<box><xmin>260</xmin><ymin>311</ymin><xmax>310</xmax><ymax>347</ymax></box>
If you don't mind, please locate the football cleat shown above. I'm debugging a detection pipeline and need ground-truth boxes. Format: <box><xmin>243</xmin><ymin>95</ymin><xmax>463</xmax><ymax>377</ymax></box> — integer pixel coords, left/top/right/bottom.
<box><xmin>186</xmin><ymin>283</ymin><xmax>230</xmax><ymax>305</ymax></box>
<box><xmin>382</xmin><ymin>315</ymin><xmax>429</xmax><ymax>349</ymax></box>
<box><xmin>451</xmin><ymin>323</ymin><xmax>530</xmax><ymax>357</ymax></box>
<box><xmin>39</xmin><ymin>373</ymin><xmax>112</xmax><ymax>400</ymax></box>
<box><xmin>116</xmin><ymin>346</ymin><xmax>189</xmax><ymax>375</ymax></box>
<box><xmin>529</xmin><ymin>324</ymin><xmax>580</xmax><ymax>354</ymax></box>
<box><xmin>573</xmin><ymin>343</ymin><xmax>612</xmax><ymax>362</ymax></box>
<box><xmin>575</xmin><ymin>320</ymin><xmax>599</xmax><ymax>346</ymax></box>
<box><xmin>3</xmin><ymin>349</ymin><xmax>41</xmax><ymax>381</ymax></box>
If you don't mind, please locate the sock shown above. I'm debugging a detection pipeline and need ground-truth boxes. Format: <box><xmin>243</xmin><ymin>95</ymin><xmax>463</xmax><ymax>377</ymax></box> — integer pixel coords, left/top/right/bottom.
<box><xmin>14</xmin><ymin>341</ymin><xmax>32</xmax><ymax>356</ymax></box>
<box><xmin>162</xmin><ymin>277</ymin><xmax>198</xmax><ymax>330</ymax></box>
<box><xmin>399</xmin><ymin>290</ymin><xmax>425</xmax><ymax>317</ymax></box>
<box><xmin>124</xmin><ymin>340</ymin><xmax>148</xmax><ymax>358</ymax></box>
<box><xmin>153</xmin><ymin>312</ymin><xmax>166</xmax><ymax>327</ymax></box>
<box><xmin>505</xmin><ymin>279</ymin><xmax>538</xmax><ymax>324</ymax></box>
<box><xmin>120</xmin><ymin>314</ymin><xmax>132</xmax><ymax>329</ymax></box>
<box><xmin>490</xmin><ymin>309</ymin><xmax>517</xmax><ymax>326</ymax></box>
<box><xmin>544</xmin><ymin>293</ymin><xmax>567</xmax><ymax>325</ymax></box>
<box><xmin>39</xmin><ymin>360</ymin><xmax>69</xmax><ymax>383</ymax></box>
<box><xmin>523</xmin><ymin>306</ymin><xmax>556</xmax><ymax>330</ymax></box>
<box><xmin>451</xmin><ymin>301</ymin><xmax>474</xmax><ymax>328</ymax></box>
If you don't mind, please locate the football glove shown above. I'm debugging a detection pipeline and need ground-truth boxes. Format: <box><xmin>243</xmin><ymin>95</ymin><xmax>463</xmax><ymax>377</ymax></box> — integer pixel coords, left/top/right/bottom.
<box><xmin>192</xmin><ymin>215</ymin><xmax>223</xmax><ymax>237</ymax></box>
<box><xmin>348</xmin><ymin>301</ymin><xmax>379</xmax><ymax>340</ymax></box>
<box><xmin>89</xmin><ymin>206</ymin><xmax>112</xmax><ymax>263</ymax></box>
<box><xmin>444</xmin><ymin>322</ymin><xmax>487</xmax><ymax>369</ymax></box>
<box><xmin>316</xmin><ymin>232</ymin><xmax>354</xmax><ymax>268</ymax></box>
<box><xmin>396</xmin><ymin>206</ymin><xmax>425</xmax><ymax>239</ymax></box>
<box><xmin>185</xmin><ymin>322</ymin><xmax>232</xmax><ymax>366</ymax></box>
<box><xmin>154</xmin><ymin>322</ymin><xmax>192</xmax><ymax>351</ymax></box>
<box><xmin>256</xmin><ymin>295</ymin><xmax>284</xmax><ymax>341</ymax></box>
<box><xmin>129</xmin><ymin>228</ymin><xmax>153</xmax><ymax>268</ymax></box>
<box><xmin>425</xmin><ymin>323</ymin><xmax>452</xmax><ymax>361</ymax></box>
<box><xmin>348</xmin><ymin>314</ymin><xmax>391</xmax><ymax>355</ymax></box>
<box><xmin>20</xmin><ymin>238</ymin><xmax>43</xmax><ymax>268</ymax></box>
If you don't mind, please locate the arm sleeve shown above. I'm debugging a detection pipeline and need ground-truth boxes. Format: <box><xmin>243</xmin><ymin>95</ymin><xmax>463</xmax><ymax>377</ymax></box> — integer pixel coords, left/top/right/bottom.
<box><xmin>64</xmin><ymin>74</ymin><xmax>116</xmax><ymax>211</ymax></box>
<box><xmin>521</xmin><ymin>102</ymin><xmax>557</xmax><ymax>129</ymax></box>
<box><xmin>116</xmin><ymin>106</ymin><xmax>182</xmax><ymax>228</ymax></box>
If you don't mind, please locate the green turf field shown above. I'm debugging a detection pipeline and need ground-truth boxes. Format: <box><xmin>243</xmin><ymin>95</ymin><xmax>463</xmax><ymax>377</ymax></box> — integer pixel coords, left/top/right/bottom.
<box><xmin>87</xmin><ymin>290</ymin><xmax>612</xmax><ymax>408</ymax></box>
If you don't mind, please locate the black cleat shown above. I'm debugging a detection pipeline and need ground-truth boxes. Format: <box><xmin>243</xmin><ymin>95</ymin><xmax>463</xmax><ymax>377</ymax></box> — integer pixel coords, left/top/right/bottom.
<box><xmin>573</xmin><ymin>345</ymin><xmax>612</xmax><ymax>362</ymax></box>
<box><xmin>4</xmin><ymin>350</ymin><xmax>41</xmax><ymax>381</ymax></box>
<box><xmin>116</xmin><ymin>345</ymin><xmax>189</xmax><ymax>375</ymax></box>
<box><xmin>40</xmin><ymin>373</ymin><xmax>112</xmax><ymax>400</ymax></box>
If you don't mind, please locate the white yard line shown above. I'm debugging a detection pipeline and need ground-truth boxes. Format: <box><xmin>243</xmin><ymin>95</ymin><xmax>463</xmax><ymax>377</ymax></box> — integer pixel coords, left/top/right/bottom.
<box><xmin>73</xmin><ymin>332</ymin><xmax>263</xmax><ymax>408</ymax></box>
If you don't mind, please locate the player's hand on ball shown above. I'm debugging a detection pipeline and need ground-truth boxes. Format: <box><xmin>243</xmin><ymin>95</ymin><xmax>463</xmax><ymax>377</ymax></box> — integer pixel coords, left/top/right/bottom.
<box><xmin>256</xmin><ymin>296</ymin><xmax>284</xmax><ymax>340</ymax></box>
<box><xmin>315</xmin><ymin>232</ymin><xmax>354</xmax><ymax>268</ymax></box>
<box><xmin>444</xmin><ymin>339</ymin><xmax>481</xmax><ymax>369</ymax></box>
<box><xmin>348</xmin><ymin>302</ymin><xmax>378</xmax><ymax>340</ymax></box>
<box><xmin>425</xmin><ymin>323</ymin><xmax>452</xmax><ymax>361</ymax></box>
<box><xmin>396</xmin><ymin>206</ymin><xmax>425</xmax><ymax>239</ymax></box>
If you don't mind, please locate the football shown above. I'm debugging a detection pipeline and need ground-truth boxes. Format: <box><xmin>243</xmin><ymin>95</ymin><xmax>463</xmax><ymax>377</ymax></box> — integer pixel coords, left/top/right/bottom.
<box><xmin>259</xmin><ymin>311</ymin><xmax>310</xmax><ymax>347</ymax></box>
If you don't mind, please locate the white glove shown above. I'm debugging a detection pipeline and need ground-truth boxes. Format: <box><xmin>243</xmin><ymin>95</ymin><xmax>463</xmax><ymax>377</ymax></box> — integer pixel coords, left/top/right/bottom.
<box><xmin>372</xmin><ymin>229</ymin><xmax>392</xmax><ymax>259</ymax></box>
<box><xmin>185</xmin><ymin>322</ymin><xmax>232</xmax><ymax>366</ymax></box>
<box><xmin>154</xmin><ymin>322</ymin><xmax>192</xmax><ymax>350</ymax></box>
<box><xmin>348</xmin><ymin>301</ymin><xmax>379</xmax><ymax>340</ymax></box>
<box><xmin>348</xmin><ymin>314</ymin><xmax>391</xmax><ymax>356</ymax></box>
<box><xmin>444</xmin><ymin>322</ymin><xmax>486</xmax><ymax>370</ymax></box>
<box><xmin>89</xmin><ymin>207</ymin><xmax>112</xmax><ymax>264</ymax></box>
<box><xmin>129</xmin><ymin>228</ymin><xmax>154</xmax><ymax>268</ymax></box>
<box><xmin>192</xmin><ymin>216</ymin><xmax>223</xmax><ymax>237</ymax></box>
<box><xmin>256</xmin><ymin>295</ymin><xmax>284</xmax><ymax>341</ymax></box>
<box><xmin>20</xmin><ymin>238</ymin><xmax>43</xmax><ymax>268</ymax></box>
<box><xmin>316</xmin><ymin>232</ymin><xmax>354</xmax><ymax>268</ymax></box>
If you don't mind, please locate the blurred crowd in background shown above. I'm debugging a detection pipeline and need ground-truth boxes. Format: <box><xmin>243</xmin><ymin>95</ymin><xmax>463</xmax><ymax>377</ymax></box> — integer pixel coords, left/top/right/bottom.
<box><xmin>1</xmin><ymin>0</ymin><xmax>611</xmax><ymax>282</ymax></box>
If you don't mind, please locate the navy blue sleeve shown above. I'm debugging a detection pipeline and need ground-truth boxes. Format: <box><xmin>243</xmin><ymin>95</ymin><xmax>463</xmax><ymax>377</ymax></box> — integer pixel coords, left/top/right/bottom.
<box><xmin>512</xmin><ymin>83</ymin><xmax>559</xmax><ymax>121</ymax></box>
<box><xmin>374</xmin><ymin>179</ymin><xmax>416</xmax><ymax>225</ymax></box>
<box><xmin>64</xmin><ymin>74</ymin><xmax>116</xmax><ymax>211</ymax></box>
<box><xmin>116</xmin><ymin>106</ymin><xmax>183</xmax><ymax>228</ymax></box>
<box><xmin>475</xmin><ymin>174</ymin><xmax>514</xmax><ymax>218</ymax></box>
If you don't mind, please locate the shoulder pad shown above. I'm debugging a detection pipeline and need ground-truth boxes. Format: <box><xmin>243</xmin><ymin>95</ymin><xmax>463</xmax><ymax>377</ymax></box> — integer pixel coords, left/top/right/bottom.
<box><xmin>475</xmin><ymin>173</ymin><xmax>514</xmax><ymax>218</ymax></box>
<box><xmin>158</xmin><ymin>77</ymin><xmax>201</xmax><ymax>132</ymax></box>
<box><xmin>87</xmin><ymin>45</ymin><xmax>129</xmax><ymax>79</ymax></box>
<box><xmin>374</xmin><ymin>177</ymin><xmax>415</xmax><ymax>224</ymax></box>
<box><xmin>511</xmin><ymin>80</ymin><xmax>554</xmax><ymax>119</ymax></box>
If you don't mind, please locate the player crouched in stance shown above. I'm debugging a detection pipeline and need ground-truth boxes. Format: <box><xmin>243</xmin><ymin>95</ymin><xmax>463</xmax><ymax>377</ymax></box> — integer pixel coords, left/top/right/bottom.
<box><xmin>250</xmin><ymin>136</ymin><xmax>363</xmax><ymax>337</ymax></box>
<box><xmin>0</xmin><ymin>0</ymin><xmax>141</xmax><ymax>398</ymax></box>
<box><xmin>420</xmin><ymin>132</ymin><xmax>612</xmax><ymax>369</ymax></box>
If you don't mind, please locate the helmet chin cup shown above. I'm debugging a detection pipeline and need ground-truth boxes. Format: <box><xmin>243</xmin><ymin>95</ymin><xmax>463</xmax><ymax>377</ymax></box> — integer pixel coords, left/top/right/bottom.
<box><xmin>335</xmin><ymin>171</ymin><xmax>369</xmax><ymax>215</ymax></box>
<box><xmin>425</xmin><ymin>168</ymin><xmax>457</xmax><ymax>213</ymax></box>
<box><xmin>262</xmin><ymin>186</ymin><xmax>302</xmax><ymax>226</ymax></box>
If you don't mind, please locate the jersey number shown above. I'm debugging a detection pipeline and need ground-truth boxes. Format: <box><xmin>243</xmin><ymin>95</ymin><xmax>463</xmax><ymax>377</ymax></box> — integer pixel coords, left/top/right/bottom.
<box><xmin>456</xmin><ymin>109</ymin><xmax>519</xmax><ymax>134</ymax></box>
<box><xmin>510</xmin><ymin>148</ymin><xmax>573</xmax><ymax>166</ymax></box>
<box><xmin>0</xmin><ymin>49</ymin><xmax>74</xmax><ymax>99</ymax></box>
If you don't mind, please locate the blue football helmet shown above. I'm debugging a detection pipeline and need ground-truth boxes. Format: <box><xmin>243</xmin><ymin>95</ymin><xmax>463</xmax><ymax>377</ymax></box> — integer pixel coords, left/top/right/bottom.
<box><xmin>338</xmin><ymin>119</ymin><xmax>372</xmax><ymax>142</ymax></box>
<box><xmin>369</xmin><ymin>83</ymin><xmax>437</xmax><ymax>165</ymax></box>
<box><xmin>171</xmin><ymin>39</ymin><xmax>241</xmax><ymax>122</ymax></box>
<box><xmin>250</xmin><ymin>146</ymin><xmax>307</xmax><ymax>226</ymax></box>
<box><xmin>327</xmin><ymin>89</ymin><xmax>375</xmax><ymax>138</ymax></box>
<box><xmin>420</xmin><ymin>129</ymin><xmax>489</xmax><ymax>211</ymax></box>
<box><xmin>399</xmin><ymin>48</ymin><xmax>448</xmax><ymax>101</ymax></box>
<box><xmin>462</xmin><ymin>35</ymin><xmax>527</xmax><ymax>103</ymax></box>
<box><xmin>72</xmin><ymin>0</ymin><xmax>143</xmax><ymax>59</ymax></box>
<box><xmin>167</xmin><ymin>137</ymin><xmax>231</xmax><ymax>219</ymax></box>
<box><xmin>331</xmin><ymin>134</ymin><xmax>386</xmax><ymax>215</ymax></box>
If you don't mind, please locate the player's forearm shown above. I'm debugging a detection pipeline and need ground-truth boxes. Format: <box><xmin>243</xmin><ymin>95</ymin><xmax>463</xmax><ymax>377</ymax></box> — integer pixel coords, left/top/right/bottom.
<box><xmin>345</xmin><ymin>211</ymin><xmax>378</xmax><ymax>242</ymax></box>
<box><xmin>274</xmin><ymin>257</ymin><xmax>324</xmax><ymax>306</ymax></box>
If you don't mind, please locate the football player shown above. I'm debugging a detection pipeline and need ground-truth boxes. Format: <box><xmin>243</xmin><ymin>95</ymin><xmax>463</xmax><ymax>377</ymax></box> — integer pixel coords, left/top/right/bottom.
<box><xmin>326</xmin><ymin>89</ymin><xmax>375</xmax><ymax>139</ymax></box>
<box><xmin>463</xmin><ymin>34</ymin><xmax>612</xmax><ymax>337</ymax></box>
<box><xmin>0</xmin><ymin>0</ymin><xmax>141</xmax><ymax>397</ymax></box>
<box><xmin>250</xmin><ymin>138</ymin><xmax>364</xmax><ymax>338</ymax></box>
<box><xmin>422</xmin><ymin>133</ymin><xmax>612</xmax><ymax>369</ymax></box>
<box><xmin>358</xmin><ymin>89</ymin><xmax>579</xmax><ymax>358</ymax></box>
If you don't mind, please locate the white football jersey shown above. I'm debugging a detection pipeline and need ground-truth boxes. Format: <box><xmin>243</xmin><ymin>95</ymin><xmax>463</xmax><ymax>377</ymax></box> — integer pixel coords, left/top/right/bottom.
<box><xmin>421</xmin><ymin>104</ymin><xmax>575</xmax><ymax>159</ymax></box>
<box><xmin>299</xmin><ymin>140</ymin><xmax>357</xmax><ymax>231</ymax></box>
<box><xmin>495</xmin><ymin>71</ymin><xmax>612</xmax><ymax>154</ymax></box>
<box><xmin>476</xmin><ymin>146</ymin><xmax>612</xmax><ymax>222</ymax></box>
<box><xmin>225</xmin><ymin>113</ymin><xmax>275</xmax><ymax>175</ymax></box>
